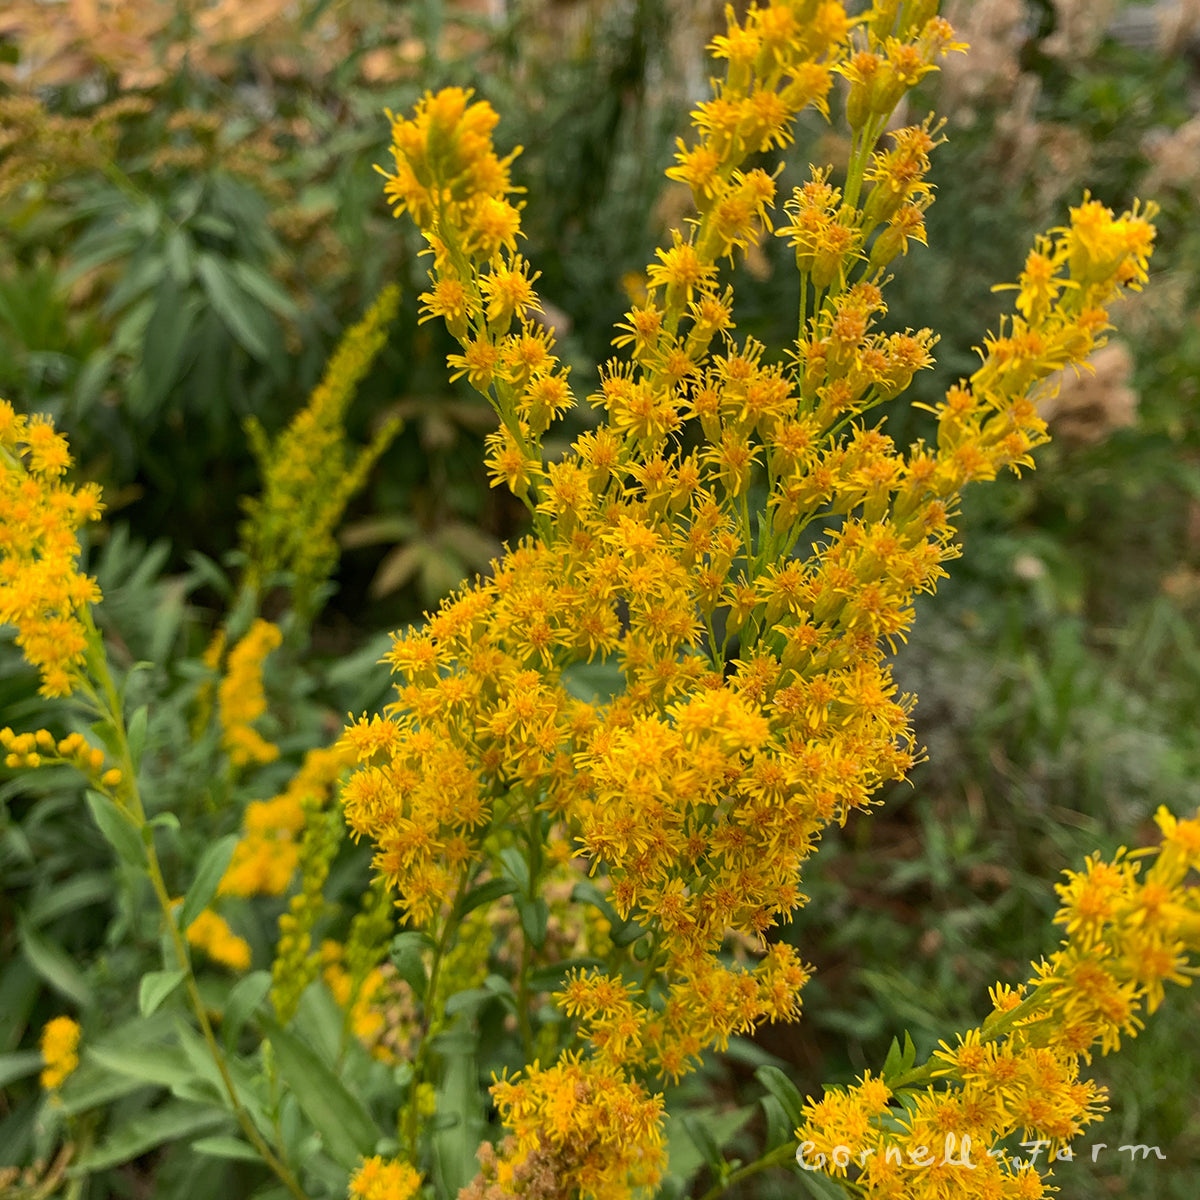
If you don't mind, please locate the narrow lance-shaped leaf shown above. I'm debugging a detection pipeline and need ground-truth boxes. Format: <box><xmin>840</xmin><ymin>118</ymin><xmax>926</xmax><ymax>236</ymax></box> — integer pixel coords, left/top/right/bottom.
<box><xmin>178</xmin><ymin>834</ymin><xmax>239</xmax><ymax>932</ymax></box>
<box><xmin>261</xmin><ymin>1019</ymin><xmax>381</xmax><ymax>1170</ymax></box>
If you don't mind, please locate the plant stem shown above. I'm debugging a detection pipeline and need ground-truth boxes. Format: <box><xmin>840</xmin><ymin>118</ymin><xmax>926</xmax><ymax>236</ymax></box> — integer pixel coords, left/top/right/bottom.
<box><xmin>695</xmin><ymin>1142</ymin><xmax>799</xmax><ymax>1200</ymax></box>
<box><xmin>403</xmin><ymin>862</ymin><xmax>472</xmax><ymax>1160</ymax></box>
<box><xmin>79</xmin><ymin>616</ymin><xmax>310</xmax><ymax>1200</ymax></box>
<box><xmin>888</xmin><ymin>989</ymin><xmax>1053</xmax><ymax>1092</ymax></box>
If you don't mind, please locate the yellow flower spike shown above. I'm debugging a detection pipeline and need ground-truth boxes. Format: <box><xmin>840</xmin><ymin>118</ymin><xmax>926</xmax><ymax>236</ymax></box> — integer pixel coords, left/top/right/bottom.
<box><xmin>800</xmin><ymin>811</ymin><xmax>1200</xmax><ymax>1195</ymax></box>
<box><xmin>0</xmin><ymin>400</ymin><xmax>103</xmax><ymax>697</ymax></box>
<box><xmin>240</xmin><ymin>286</ymin><xmax>402</xmax><ymax>616</ymax></box>
<box><xmin>368</xmin><ymin>9</ymin><xmax>1165</xmax><ymax>1198</ymax></box>
<box><xmin>217</xmin><ymin>619</ymin><xmax>282</xmax><ymax>769</ymax></box>
<box><xmin>39</xmin><ymin>1016</ymin><xmax>80</xmax><ymax>1091</ymax></box>
<box><xmin>380</xmin><ymin>88</ymin><xmax>519</xmax><ymax>244</ymax></box>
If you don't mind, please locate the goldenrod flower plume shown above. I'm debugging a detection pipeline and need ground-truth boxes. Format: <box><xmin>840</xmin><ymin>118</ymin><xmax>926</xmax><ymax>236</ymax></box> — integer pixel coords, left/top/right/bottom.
<box><xmin>0</xmin><ymin>400</ymin><xmax>102</xmax><ymax>697</ymax></box>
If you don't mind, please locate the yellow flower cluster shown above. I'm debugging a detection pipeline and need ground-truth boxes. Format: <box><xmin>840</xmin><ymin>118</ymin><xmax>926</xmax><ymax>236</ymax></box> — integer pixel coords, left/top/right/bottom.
<box><xmin>365</xmin><ymin>2</ymin><xmax>1157</xmax><ymax>1194</ymax></box>
<box><xmin>491</xmin><ymin>1055</ymin><xmax>665</xmax><ymax>1200</ymax></box>
<box><xmin>1033</xmin><ymin>804</ymin><xmax>1200</xmax><ymax>1036</ymax></box>
<box><xmin>0</xmin><ymin>94</ymin><xmax>150</xmax><ymax>199</ymax></box>
<box><xmin>348</xmin><ymin>1155</ymin><xmax>422</xmax><ymax>1200</ymax></box>
<box><xmin>796</xmin><ymin>806</ymin><xmax>1200</xmax><ymax>1198</ymax></box>
<box><xmin>0</xmin><ymin>400</ymin><xmax>102</xmax><ymax>697</ymax></box>
<box><xmin>241</xmin><ymin>286</ymin><xmax>402</xmax><ymax>616</ymax></box>
<box><xmin>378</xmin><ymin>87</ymin><xmax>571</xmax><ymax>502</ymax></box>
<box><xmin>219</xmin><ymin>742</ymin><xmax>354</xmax><ymax>898</ymax></box>
<box><xmin>321</xmin><ymin>940</ymin><xmax>417</xmax><ymax>1064</ymax></box>
<box><xmin>186</xmin><ymin>909</ymin><xmax>252</xmax><ymax>972</ymax></box>
<box><xmin>38</xmin><ymin>1016</ymin><xmax>80</xmax><ymax>1091</ymax></box>
<box><xmin>1</xmin><ymin>727</ymin><xmax>121</xmax><ymax>789</ymax></box>
<box><xmin>217</xmin><ymin>618</ymin><xmax>282</xmax><ymax>768</ymax></box>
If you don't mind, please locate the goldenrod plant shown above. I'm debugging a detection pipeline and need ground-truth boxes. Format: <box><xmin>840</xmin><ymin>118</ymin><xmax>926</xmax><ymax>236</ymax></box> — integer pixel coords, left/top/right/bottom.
<box><xmin>241</xmin><ymin>285</ymin><xmax>404</xmax><ymax>620</ymax></box>
<box><xmin>0</xmin><ymin>4</ymin><xmax>1196</xmax><ymax>1200</ymax></box>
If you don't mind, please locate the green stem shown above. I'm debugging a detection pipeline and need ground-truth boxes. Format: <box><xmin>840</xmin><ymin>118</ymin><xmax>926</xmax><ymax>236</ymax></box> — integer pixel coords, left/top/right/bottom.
<box><xmin>888</xmin><ymin>989</ymin><xmax>1053</xmax><ymax>1092</ymax></box>
<box><xmin>403</xmin><ymin>862</ymin><xmax>472</xmax><ymax>1160</ymax></box>
<box><xmin>79</xmin><ymin>616</ymin><xmax>310</xmax><ymax>1200</ymax></box>
<box><xmin>843</xmin><ymin>117</ymin><xmax>886</xmax><ymax>214</ymax></box>
<box><xmin>516</xmin><ymin>930</ymin><xmax>534</xmax><ymax>1062</ymax></box>
<box><xmin>516</xmin><ymin>805</ymin><xmax>545</xmax><ymax>1062</ymax></box>
<box><xmin>695</xmin><ymin>1141</ymin><xmax>800</xmax><ymax>1200</ymax></box>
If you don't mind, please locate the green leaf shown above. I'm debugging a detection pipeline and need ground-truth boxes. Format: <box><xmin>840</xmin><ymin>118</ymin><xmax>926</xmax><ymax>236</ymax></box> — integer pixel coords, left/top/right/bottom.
<box><xmin>16</xmin><ymin>913</ymin><xmax>93</xmax><ymax>1009</ymax></box>
<box><xmin>666</xmin><ymin>1106</ymin><xmax>754</xmax><ymax>1184</ymax></box>
<box><xmin>443</xmin><ymin>988</ymin><xmax>491</xmax><ymax>1019</ymax></box>
<box><xmin>26</xmin><ymin>873</ymin><xmax>112</xmax><ymax>927</ymax></box>
<box><xmin>195</xmin><ymin>253</ymin><xmax>272</xmax><ymax>360</ymax></box>
<box><xmin>126</xmin><ymin>704</ymin><xmax>150</xmax><ymax>769</ymax></box>
<box><xmin>0</xmin><ymin>1050</ymin><xmax>42</xmax><ymax>1089</ymax></box>
<box><xmin>164</xmin><ymin>229</ymin><xmax>193</xmax><ymax>285</ymax></box>
<box><xmin>389</xmin><ymin>932</ymin><xmax>431</xmax><ymax>1001</ymax></box>
<box><xmin>137</xmin><ymin>277</ymin><xmax>193</xmax><ymax>413</ymax></box>
<box><xmin>73</xmin><ymin>347</ymin><xmax>117</xmax><ymax>417</ymax></box>
<box><xmin>171</xmin><ymin>1019</ymin><xmax>233</xmax><ymax>1107</ymax></box>
<box><xmin>797</xmin><ymin>1168</ymin><xmax>853</xmax><ymax>1198</ymax></box>
<box><xmin>761</xmin><ymin>1093</ymin><xmax>793</xmax><ymax>1153</ymax></box>
<box><xmin>880</xmin><ymin>1030</ymin><xmax>918</xmax><ymax>1083</ymax></box>
<box><xmin>229</xmin><ymin>261</ymin><xmax>301</xmax><ymax>320</ymax></box>
<box><xmin>56</xmin><ymin>1069</ymin><xmax>148</xmax><ymax>1118</ymax></box>
<box><xmin>291</xmin><ymin>981</ymin><xmax>346</xmax><ymax>1068</ymax></box>
<box><xmin>610</xmin><ymin>917</ymin><xmax>647</xmax><ymax>948</ymax></box>
<box><xmin>881</xmin><ymin>1035</ymin><xmax>903</xmax><ymax>1081</ymax></box>
<box><xmin>571</xmin><ymin>880</ymin><xmax>642</xmax><ymax>945</ymax></box>
<box><xmin>71</xmin><ymin>1101</ymin><xmax>229</xmax><ymax>1173</ymax></box>
<box><xmin>139</xmin><ymin>970</ymin><xmax>186</xmax><ymax>1018</ymax></box>
<box><xmin>562</xmin><ymin>658</ymin><xmax>623</xmax><ymax>703</ymax></box>
<box><xmin>454</xmin><ymin>877</ymin><xmax>518</xmax><ymax>920</ymax></box>
<box><xmin>85</xmin><ymin>790</ymin><xmax>146</xmax><ymax>868</ymax></box>
<box><xmin>172</xmin><ymin>1020</ymin><xmax>272</xmax><ymax>1135</ymax></box>
<box><xmin>222</xmin><ymin>971</ymin><xmax>271</xmax><ymax>1050</ymax></box>
<box><xmin>756</xmin><ymin>1065</ymin><xmax>805</xmax><ymax>1130</ymax></box>
<box><xmin>190</xmin><ymin>214</ymin><xmax>236</xmax><ymax>241</ymax></box>
<box><xmin>184</xmin><ymin>551</ymin><xmax>233</xmax><ymax>600</ymax></box>
<box><xmin>682</xmin><ymin>1115</ymin><xmax>723</xmax><ymax>1171</ymax></box>
<box><xmin>516</xmin><ymin>896</ymin><xmax>549</xmax><ymax>951</ymax></box>
<box><xmin>725</xmin><ymin>1036</ymin><xmax>790</xmax><ymax>1070</ymax></box>
<box><xmin>191</xmin><ymin>1134</ymin><xmax>262</xmax><ymax>1163</ymax></box>
<box><xmin>62</xmin><ymin>227</ymin><xmax>142</xmax><ymax>287</ymax></box>
<box><xmin>431</xmin><ymin>1049</ymin><xmax>480</xmax><ymax>1199</ymax></box>
<box><xmin>498</xmin><ymin>847</ymin><xmax>530</xmax><ymax>894</ymax></box>
<box><xmin>178</xmin><ymin>834</ymin><xmax>238</xmax><ymax>932</ymax></box>
<box><xmin>103</xmin><ymin>247</ymin><xmax>166</xmax><ymax>316</ymax></box>
<box><xmin>262</xmin><ymin>1020</ymin><xmax>380</xmax><ymax>1170</ymax></box>
<box><xmin>87</xmin><ymin>1042</ymin><xmax>194</xmax><ymax>1091</ymax></box>
<box><xmin>428</xmin><ymin>1027</ymin><xmax>476</xmax><ymax>1056</ymax></box>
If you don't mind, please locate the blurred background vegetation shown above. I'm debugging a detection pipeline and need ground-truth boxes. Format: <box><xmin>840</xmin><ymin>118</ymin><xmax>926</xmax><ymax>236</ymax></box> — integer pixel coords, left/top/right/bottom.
<box><xmin>2</xmin><ymin>0</ymin><xmax>1199</xmax><ymax>1197</ymax></box>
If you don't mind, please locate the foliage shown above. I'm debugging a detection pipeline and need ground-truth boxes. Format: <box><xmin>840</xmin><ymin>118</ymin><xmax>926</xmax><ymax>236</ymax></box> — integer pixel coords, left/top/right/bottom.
<box><xmin>2</xmin><ymin>3</ymin><xmax>1200</xmax><ymax>1200</ymax></box>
